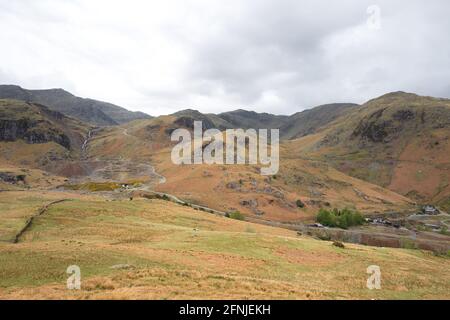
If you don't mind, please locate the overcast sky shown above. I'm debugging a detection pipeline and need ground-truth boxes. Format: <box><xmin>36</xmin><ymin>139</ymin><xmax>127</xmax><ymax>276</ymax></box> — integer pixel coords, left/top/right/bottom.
<box><xmin>0</xmin><ymin>0</ymin><xmax>449</xmax><ymax>116</ymax></box>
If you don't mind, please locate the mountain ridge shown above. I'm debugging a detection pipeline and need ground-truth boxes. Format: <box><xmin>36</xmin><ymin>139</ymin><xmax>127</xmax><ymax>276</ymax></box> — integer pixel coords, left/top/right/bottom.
<box><xmin>0</xmin><ymin>85</ymin><xmax>152</xmax><ymax>126</ymax></box>
<box><xmin>2</xmin><ymin>88</ymin><xmax>449</xmax><ymax>210</ymax></box>
<box><xmin>169</xmin><ymin>103</ymin><xmax>358</xmax><ymax>139</ymax></box>
<box><xmin>290</xmin><ymin>92</ymin><xmax>450</xmax><ymax>210</ymax></box>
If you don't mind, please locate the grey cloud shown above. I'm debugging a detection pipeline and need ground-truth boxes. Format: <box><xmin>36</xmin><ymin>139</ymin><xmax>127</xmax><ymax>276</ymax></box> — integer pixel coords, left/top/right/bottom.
<box><xmin>0</xmin><ymin>0</ymin><xmax>449</xmax><ymax>115</ymax></box>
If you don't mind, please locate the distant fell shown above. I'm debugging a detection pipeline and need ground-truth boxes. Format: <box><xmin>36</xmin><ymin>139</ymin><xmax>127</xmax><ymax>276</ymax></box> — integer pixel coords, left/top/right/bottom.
<box><xmin>0</xmin><ymin>85</ymin><xmax>152</xmax><ymax>126</ymax></box>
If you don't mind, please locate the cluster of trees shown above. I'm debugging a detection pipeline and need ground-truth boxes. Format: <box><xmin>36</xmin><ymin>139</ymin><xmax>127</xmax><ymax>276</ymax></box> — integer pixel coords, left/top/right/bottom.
<box><xmin>316</xmin><ymin>208</ymin><xmax>364</xmax><ymax>229</ymax></box>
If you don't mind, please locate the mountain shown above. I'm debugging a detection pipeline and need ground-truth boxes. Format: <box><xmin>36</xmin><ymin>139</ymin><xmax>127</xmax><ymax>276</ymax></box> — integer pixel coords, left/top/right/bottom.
<box><xmin>171</xmin><ymin>108</ymin><xmax>288</xmax><ymax>131</ymax></box>
<box><xmin>171</xmin><ymin>105</ymin><xmax>357</xmax><ymax>139</ymax></box>
<box><xmin>171</xmin><ymin>109</ymin><xmax>218</xmax><ymax>130</ymax></box>
<box><xmin>280</xmin><ymin>103</ymin><xmax>359</xmax><ymax>139</ymax></box>
<box><xmin>293</xmin><ymin>92</ymin><xmax>450</xmax><ymax>210</ymax></box>
<box><xmin>215</xmin><ymin>109</ymin><xmax>288</xmax><ymax>129</ymax></box>
<box><xmin>0</xmin><ymin>85</ymin><xmax>354</xmax><ymax>136</ymax></box>
<box><xmin>0</xmin><ymin>99</ymin><xmax>90</xmax><ymax>149</ymax></box>
<box><xmin>0</xmin><ymin>98</ymin><xmax>93</xmax><ymax>176</ymax></box>
<box><xmin>2</xmin><ymin>88</ymin><xmax>448</xmax><ymax>212</ymax></box>
<box><xmin>81</xmin><ymin>113</ymin><xmax>413</xmax><ymax>222</ymax></box>
<box><xmin>0</xmin><ymin>85</ymin><xmax>152</xmax><ymax>126</ymax></box>
<box><xmin>0</xmin><ymin>91</ymin><xmax>448</xmax><ymax>300</ymax></box>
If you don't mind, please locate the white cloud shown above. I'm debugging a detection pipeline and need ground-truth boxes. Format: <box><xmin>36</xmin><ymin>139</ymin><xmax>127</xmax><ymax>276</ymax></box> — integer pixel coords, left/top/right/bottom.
<box><xmin>0</xmin><ymin>0</ymin><xmax>449</xmax><ymax>115</ymax></box>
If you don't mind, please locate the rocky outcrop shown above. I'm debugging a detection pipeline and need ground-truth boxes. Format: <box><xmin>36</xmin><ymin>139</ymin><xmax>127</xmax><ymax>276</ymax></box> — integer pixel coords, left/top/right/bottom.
<box><xmin>240</xmin><ymin>199</ymin><xmax>265</xmax><ymax>216</ymax></box>
<box><xmin>226</xmin><ymin>181</ymin><xmax>242</xmax><ymax>191</ymax></box>
<box><xmin>392</xmin><ymin>109</ymin><xmax>415</xmax><ymax>121</ymax></box>
<box><xmin>25</xmin><ymin>129</ymin><xmax>71</xmax><ymax>149</ymax></box>
<box><xmin>174</xmin><ymin>116</ymin><xmax>215</xmax><ymax>130</ymax></box>
<box><xmin>351</xmin><ymin>107</ymin><xmax>416</xmax><ymax>143</ymax></box>
<box><xmin>0</xmin><ymin>172</ymin><xmax>26</xmax><ymax>184</ymax></box>
<box><xmin>240</xmin><ymin>199</ymin><xmax>258</xmax><ymax>208</ymax></box>
<box><xmin>0</xmin><ymin>119</ymin><xmax>31</xmax><ymax>140</ymax></box>
<box><xmin>0</xmin><ymin>119</ymin><xmax>71</xmax><ymax>149</ymax></box>
<box><xmin>351</xmin><ymin>108</ymin><xmax>391</xmax><ymax>143</ymax></box>
<box><xmin>352</xmin><ymin>120</ymin><xmax>391</xmax><ymax>143</ymax></box>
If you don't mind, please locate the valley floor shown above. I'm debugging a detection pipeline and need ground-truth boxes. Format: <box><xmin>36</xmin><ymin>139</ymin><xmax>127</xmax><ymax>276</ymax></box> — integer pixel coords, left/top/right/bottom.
<box><xmin>0</xmin><ymin>191</ymin><xmax>449</xmax><ymax>300</ymax></box>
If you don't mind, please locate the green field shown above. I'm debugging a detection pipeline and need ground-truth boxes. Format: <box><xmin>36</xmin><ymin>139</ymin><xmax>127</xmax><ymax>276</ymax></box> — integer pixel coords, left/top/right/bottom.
<box><xmin>0</xmin><ymin>191</ymin><xmax>449</xmax><ymax>300</ymax></box>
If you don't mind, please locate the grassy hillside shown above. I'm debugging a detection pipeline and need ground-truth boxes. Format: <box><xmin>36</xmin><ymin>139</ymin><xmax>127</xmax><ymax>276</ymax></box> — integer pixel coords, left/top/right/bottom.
<box><xmin>0</xmin><ymin>92</ymin><xmax>449</xmax><ymax>300</ymax></box>
<box><xmin>82</xmin><ymin>115</ymin><xmax>413</xmax><ymax>223</ymax></box>
<box><xmin>0</xmin><ymin>96</ymin><xmax>422</xmax><ymax>219</ymax></box>
<box><xmin>0</xmin><ymin>191</ymin><xmax>448</xmax><ymax>299</ymax></box>
<box><xmin>290</xmin><ymin>92</ymin><xmax>450</xmax><ymax>210</ymax></box>
<box><xmin>280</xmin><ymin>103</ymin><xmax>359</xmax><ymax>139</ymax></box>
<box><xmin>0</xmin><ymin>164</ymin><xmax>66</xmax><ymax>191</ymax></box>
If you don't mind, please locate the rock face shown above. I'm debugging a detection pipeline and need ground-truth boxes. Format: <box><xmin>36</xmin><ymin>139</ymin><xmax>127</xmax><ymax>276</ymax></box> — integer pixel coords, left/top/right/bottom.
<box><xmin>0</xmin><ymin>100</ymin><xmax>81</xmax><ymax>150</ymax></box>
<box><xmin>0</xmin><ymin>172</ymin><xmax>26</xmax><ymax>184</ymax></box>
<box><xmin>350</xmin><ymin>106</ymin><xmax>419</xmax><ymax>143</ymax></box>
<box><xmin>0</xmin><ymin>119</ymin><xmax>30</xmax><ymax>141</ymax></box>
<box><xmin>25</xmin><ymin>129</ymin><xmax>71</xmax><ymax>149</ymax></box>
<box><xmin>352</xmin><ymin>119</ymin><xmax>391</xmax><ymax>143</ymax></box>
<box><xmin>351</xmin><ymin>108</ymin><xmax>397</xmax><ymax>143</ymax></box>
<box><xmin>0</xmin><ymin>119</ymin><xmax>71</xmax><ymax>149</ymax></box>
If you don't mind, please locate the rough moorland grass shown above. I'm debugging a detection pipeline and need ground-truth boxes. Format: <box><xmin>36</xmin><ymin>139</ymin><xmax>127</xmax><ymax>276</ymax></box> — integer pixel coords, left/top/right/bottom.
<box><xmin>0</xmin><ymin>194</ymin><xmax>448</xmax><ymax>299</ymax></box>
<box><xmin>0</xmin><ymin>195</ymin><xmax>57</xmax><ymax>242</ymax></box>
<box><xmin>438</xmin><ymin>197</ymin><xmax>450</xmax><ymax>213</ymax></box>
<box><xmin>64</xmin><ymin>182</ymin><xmax>122</xmax><ymax>192</ymax></box>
